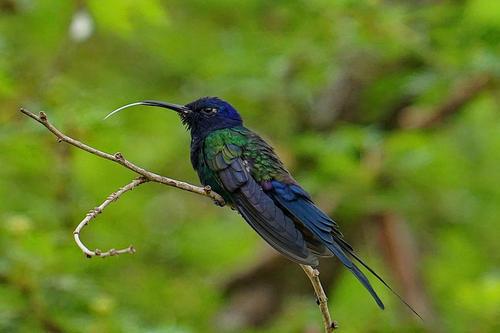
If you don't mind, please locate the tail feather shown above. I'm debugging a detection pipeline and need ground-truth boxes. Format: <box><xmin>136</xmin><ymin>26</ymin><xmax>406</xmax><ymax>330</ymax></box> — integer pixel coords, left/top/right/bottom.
<box><xmin>324</xmin><ymin>240</ymin><xmax>385</xmax><ymax>310</ymax></box>
<box><xmin>268</xmin><ymin>181</ymin><xmax>421</xmax><ymax>318</ymax></box>
<box><xmin>270</xmin><ymin>189</ymin><xmax>385</xmax><ymax>309</ymax></box>
<box><xmin>337</xmin><ymin>241</ymin><xmax>424</xmax><ymax>321</ymax></box>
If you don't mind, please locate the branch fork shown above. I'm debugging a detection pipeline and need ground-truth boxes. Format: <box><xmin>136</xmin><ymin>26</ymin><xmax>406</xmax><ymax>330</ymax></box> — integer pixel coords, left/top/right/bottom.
<box><xmin>20</xmin><ymin>108</ymin><xmax>337</xmax><ymax>331</ymax></box>
<box><xmin>72</xmin><ymin>176</ymin><xmax>147</xmax><ymax>258</ymax></box>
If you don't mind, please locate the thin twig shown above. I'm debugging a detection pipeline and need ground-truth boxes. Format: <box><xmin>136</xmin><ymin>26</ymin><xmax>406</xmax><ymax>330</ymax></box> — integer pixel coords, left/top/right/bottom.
<box><xmin>300</xmin><ymin>264</ymin><xmax>338</xmax><ymax>332</ymax></box>
<box><xmin>73</xmin><ymin>177</ymin><xmax>148</xmax><ymax>258</ymax></box>
<box><xmin>19</xmin><ymin>108</ymin><xmax>225</xmax><ymax>205</ymax></box>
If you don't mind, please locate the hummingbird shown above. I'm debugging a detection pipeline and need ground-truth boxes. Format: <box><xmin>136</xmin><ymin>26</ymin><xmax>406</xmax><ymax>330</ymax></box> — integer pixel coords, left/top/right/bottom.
<box><xmin>106</xmin><ymin>97</ymin><xmax>420</xmax><ymax>317</ymax></box>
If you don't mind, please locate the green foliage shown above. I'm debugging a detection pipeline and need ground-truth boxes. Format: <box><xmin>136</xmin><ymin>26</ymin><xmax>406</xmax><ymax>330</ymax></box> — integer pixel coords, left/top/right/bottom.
<box><xmin>1</xmin><ymin>1</ymin><xmax>499</xmax><ymax>332</ymax></box>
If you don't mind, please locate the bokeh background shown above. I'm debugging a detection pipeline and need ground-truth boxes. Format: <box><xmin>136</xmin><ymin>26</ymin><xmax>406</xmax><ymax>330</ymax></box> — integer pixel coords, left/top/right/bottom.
<box><xmin>1</xmin><ymin>1</ymin><xmax>499</xmax><ymax>332</ymax></box>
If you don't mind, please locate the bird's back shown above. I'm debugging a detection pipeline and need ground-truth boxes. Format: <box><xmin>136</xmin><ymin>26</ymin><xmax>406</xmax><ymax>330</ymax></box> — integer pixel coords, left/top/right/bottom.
<box><xmin>193</xmin><ymin>127</ymin><xmax>298</xmax><ymax>204</ymax></box>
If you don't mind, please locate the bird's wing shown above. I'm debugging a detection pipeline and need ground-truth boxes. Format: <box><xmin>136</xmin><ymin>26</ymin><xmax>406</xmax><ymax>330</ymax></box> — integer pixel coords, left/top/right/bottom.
<box><xmin>203</xmin><ymin>139</ymin><xmax>318</xmax><ymax>266</ymax></box>
<box><xmin>201</xmin><ymin>128</ymin><xmax>424</xmax><ymax>314</ymax></box>
<box><xmin>268</xmin><ymin>180</ymin><xmax>385</xmax><ymax>309</ymax></box>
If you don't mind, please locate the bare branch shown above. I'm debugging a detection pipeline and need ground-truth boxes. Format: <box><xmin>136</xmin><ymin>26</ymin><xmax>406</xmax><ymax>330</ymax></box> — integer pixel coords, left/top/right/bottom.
<box><xmin>21</xmin><ymin>107</ymin><xmax>338</xmax><ymax>331</ymax></box>
<box><xmin>398</xmin><ymin>74</ymin><xmax>492</xmax><ymax>129</ymax></box>
<box><xmin>73</xmin><ymin>177</ymin><xmax>148</xmax><ymax>258</ymax></box>
<box><xmin>19</xmin><ymin>108</ymin><xmax>225</xmax><ymax>205</ymax></box>
<box><xmin>300</xmin><ymin>264</ymin><xmax>338</xmax><ymax>332</ymax></box>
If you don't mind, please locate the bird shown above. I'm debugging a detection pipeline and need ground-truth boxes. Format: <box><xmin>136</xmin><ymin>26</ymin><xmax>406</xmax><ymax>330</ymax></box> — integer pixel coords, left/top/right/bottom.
<box><xmin>106</xmin><ymin>96</ymin><xmax>421</xmax><ymax>318</ymax></box>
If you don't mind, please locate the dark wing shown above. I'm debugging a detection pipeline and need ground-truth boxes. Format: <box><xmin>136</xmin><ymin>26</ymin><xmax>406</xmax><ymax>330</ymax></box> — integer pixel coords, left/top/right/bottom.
<box><xmin>206</xmin><ymin>145</ymin><xmax>318</xmax><ymax>266</ymax></box>
<box><xmin>269</xmin><ymin>180</ymin><xmax>385</xmax><ymax>309</ymax></box>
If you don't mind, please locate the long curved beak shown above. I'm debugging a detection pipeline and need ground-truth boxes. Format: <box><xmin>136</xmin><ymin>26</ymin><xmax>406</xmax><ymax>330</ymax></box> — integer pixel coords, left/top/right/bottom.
<box><xmin>104</xmin><ymin>100</ymin><xmax>191</xmax><ymax>120</ymax></box>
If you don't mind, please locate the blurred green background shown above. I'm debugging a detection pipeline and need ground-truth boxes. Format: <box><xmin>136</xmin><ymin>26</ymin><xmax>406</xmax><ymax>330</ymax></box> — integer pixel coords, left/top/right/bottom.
<box><xmin>0</xmin><ymin>1</ymin><xmax>499</xmax><ymax>332</ymax></box>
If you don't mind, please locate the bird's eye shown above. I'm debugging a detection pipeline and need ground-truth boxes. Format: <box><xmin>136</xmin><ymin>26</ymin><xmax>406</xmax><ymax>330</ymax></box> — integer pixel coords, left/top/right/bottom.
<box><xmin>201</xmin><ymin>107</ymin><xmax>218</xmax><ymax>115</ymax></box>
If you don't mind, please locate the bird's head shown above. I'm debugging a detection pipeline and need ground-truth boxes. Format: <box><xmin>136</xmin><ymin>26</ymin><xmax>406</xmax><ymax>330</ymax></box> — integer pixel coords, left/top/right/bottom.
<box><xmin>106</xmin><ymin>96</ymin><xmax>243</xmax><ymax>138</ymax></box>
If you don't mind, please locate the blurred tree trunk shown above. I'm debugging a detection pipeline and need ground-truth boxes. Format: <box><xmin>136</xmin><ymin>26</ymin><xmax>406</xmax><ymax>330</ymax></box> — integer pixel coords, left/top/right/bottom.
<box><xmin>375</xmin><ymin>213</ymin><xmax>442</xmax><ymax>332</ymax></box>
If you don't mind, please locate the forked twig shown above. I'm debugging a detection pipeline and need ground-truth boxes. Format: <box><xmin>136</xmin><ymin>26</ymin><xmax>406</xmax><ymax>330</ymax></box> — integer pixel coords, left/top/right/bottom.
<box><xmin>73</xmin><ymin>177</ymin><xmax>148</xmax><ymax>258</ymax></box>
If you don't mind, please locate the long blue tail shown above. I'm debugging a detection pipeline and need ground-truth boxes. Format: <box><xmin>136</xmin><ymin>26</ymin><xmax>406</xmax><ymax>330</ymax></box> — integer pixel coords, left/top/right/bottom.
<box><xmin>337</xmin><ymin>241</ymin><xmax>424</xmax><ymax>320</ymax></box>
<box><xmin>270</xmin><ymin>181</ymin><xmax>423</xmax><ymax>318</ymax></box>
<box><xmin>270</xmin><ymin>184</ymin><xmax>385</xmax><ymax>309</ymax></box>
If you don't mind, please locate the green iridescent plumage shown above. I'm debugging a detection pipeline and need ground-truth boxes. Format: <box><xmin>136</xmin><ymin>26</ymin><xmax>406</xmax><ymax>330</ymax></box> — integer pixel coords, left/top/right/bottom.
<box><xmin>195</xmin><ymin>127</ymin><xmax>292</xmax><ymax>204</ymax></box>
